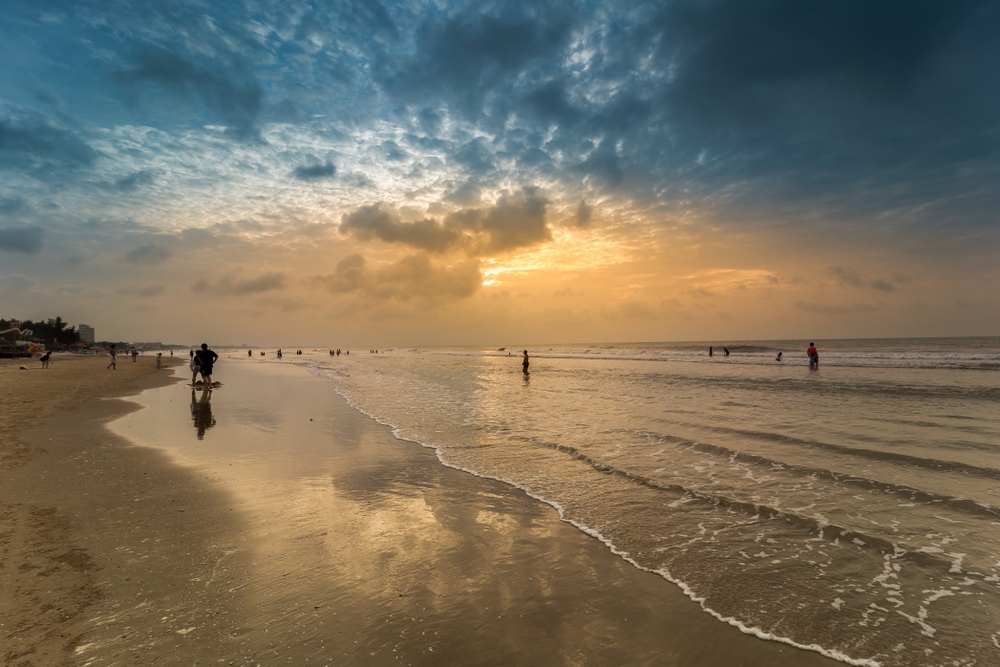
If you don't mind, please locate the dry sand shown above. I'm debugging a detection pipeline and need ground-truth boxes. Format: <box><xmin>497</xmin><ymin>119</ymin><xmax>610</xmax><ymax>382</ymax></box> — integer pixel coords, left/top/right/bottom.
<box><xmin>0</xmin><ymin>354</ymin><xmax>843</xmax><ymax>667</ymax></box>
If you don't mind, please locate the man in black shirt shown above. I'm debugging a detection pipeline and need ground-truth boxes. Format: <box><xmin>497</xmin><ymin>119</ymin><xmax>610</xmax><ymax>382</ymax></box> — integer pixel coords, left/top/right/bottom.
<box><xmin>194</xmin><ymin>343</ymin><xmax>219</xmax><ymax>387</ymax></box>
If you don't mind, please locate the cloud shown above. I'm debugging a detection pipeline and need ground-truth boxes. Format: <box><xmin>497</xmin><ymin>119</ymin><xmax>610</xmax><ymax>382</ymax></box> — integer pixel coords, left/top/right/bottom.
<box><xmin>0</xmin><ymin>226</ymin><xmax>45</xmax><ymax>254</ymax></box>
<box><xmin>869</xmin><ymin>278</ymin><xmax>896</xmax><ymax>292</ymax></box>
<box><xmin>115</xmin><ymin>170</ymin><xmax>156</xmax><ymax>191</ymax></box>
<box><xmin>443</xmin><ymin>179</ymin><xmax>482</xmax><ymax>206</ymax></box>
<box><xmin>0</xmin><ymin>273</ymin><xmax>37</xmax><ymax>290</ymax></box>
<box><xmin>829</xmin><ymin>266</ymin><xmax>895</xmax><ymax>291</ymax></box>
<box><xmin>115</xmin><ymin>50</ymin><xmax>264</xmax><ymax>142</ymax></box>
<box><xmin>449</xmin><ymin>187</ymin><xmax>552</xmax><ymax>256</ymax></box>
<box><xmin>293</xmin><ymin>160</ymin><xmax>336</xmax><ymax>181</ymax></box>
<box><xmin>193</xmin><ymin>272</ymin><xmax>288</xmax><ymax>295</ymax></box>
<box><xmin>340</xmin><ymin>205</ymin><xmax>461</xmax><ymax>254</ymax></box>
<box><xmin>314</xmin><ymin>253</ymin><xmax>482</xmax><ymax>302</ymax></box>
<box><xmin>828</xmin><ymin>266</ymin><xmax>865</xmax><ymax>287</ymax></box>
<box><xmin>574</xmin><ymin>200</ymin><xmax>593</xmax><ymax>228</ymax></box>
<box><xmin>574</xmin><ymin>141</ymin><xmax>623</xmax><ymax>186</ymax></box>
<box><xmin>342</xmin><ymin>188</ymin><xmax>553</xmax><ymax>257</ymax></box>
<box><xmin>125</xmin><ymin>244</ymin><xmax>172</xmax><ymax>265</ymax></box>
<box><xmin>374</xmin><ymin>254</ymin><xmax>482</xmax><ymax>301</ymax></box>
<box><xmin>0</xmin><ymin>197</ymin><xmax>29</xmax><ymax>216</ymax></box>
<box><xmin>794</xmin><ymin>301</ymin><xmax>878</xmax><ymax>314</ymax></box>
<box><xmin>0</xmin><ymin>115</ymin><xmax>97</xmax><ymax>172</ymax></box>
<box><xmin>380</xmin><ymin>8</ymin><xmax>576</xmax><ymax>118</ymax></box>
<box><xmin>226</xmin><ymin>272</ymin><xmax>287</xmax><ymax>294</ymax></box>
<box><xmin>314</xmin><ymin>254</ymin><xmax>367</xmax><ymax>293</ymax></box>
<box><xmin>118</xmin><ymin>284</ymin><xmax>165</xmax><ymax>297</ymax></box>
<box><xmin>619</xmin><ymin>301</ymin><xmax>654</xmax><ymax>319</ymax></box>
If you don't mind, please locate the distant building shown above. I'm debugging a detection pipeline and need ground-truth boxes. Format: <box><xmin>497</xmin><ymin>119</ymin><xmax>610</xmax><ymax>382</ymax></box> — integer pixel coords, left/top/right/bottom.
<box><xmin>78</xmin><ymin>324</ymin><xmax>95</xmax><ymax>344</ymax></box>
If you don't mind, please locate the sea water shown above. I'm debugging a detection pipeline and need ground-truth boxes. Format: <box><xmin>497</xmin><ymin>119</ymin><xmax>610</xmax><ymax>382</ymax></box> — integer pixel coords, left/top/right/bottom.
<box><xmin>262</xmin><ymin>338</ymin><xmax>1000</xmax><ymax>667</ymax></box>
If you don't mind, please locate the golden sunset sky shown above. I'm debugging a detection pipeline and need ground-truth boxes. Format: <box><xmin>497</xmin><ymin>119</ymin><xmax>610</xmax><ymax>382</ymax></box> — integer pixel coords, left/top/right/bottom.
<box><xmin>2</xmin><ymin>1</ymin><xmax>997</xmax><ymax>345</ymax></box>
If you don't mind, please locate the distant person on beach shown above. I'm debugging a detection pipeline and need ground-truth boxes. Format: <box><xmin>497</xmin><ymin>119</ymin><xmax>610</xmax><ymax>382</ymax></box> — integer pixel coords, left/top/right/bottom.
<box><xmin>724</xmin><ymin>347</ymin><xmax>730</xmax><ymax>357</ymax></box>
<box><xmin>248</xmin><ymin>349</ymin><xmax>252</xmax><ymax>357</ymax></box>
<box><xmin>709</xmin><ymin>346</ymin><xmax>713</xmax><ymax>357</ymax></box>
<box><xmin>277</xmin><ymin>349</ymin><xmax>283</xmax><ymax>359</ymax></box>
<box><xmin>260</xmin><ymin>351</ymin><xmax>265</xmax><ymax>356</ymax></box>
<box><xmin>131</xmin><ymin>346</ymin><xmax>138</xmax><ymax>362</ymax></box>
<box><xmin>189</xmin><ymin>349</ymin><xmax>194</xmax><ymax>360</ymax></box>
<box><xmin>194</xmin><ymin>343</ymin><xmax>219</xmax><ymax>386</ymax></box>
<box><xmin>776</xmin><ymin>352</ymin><xmax>783</xmax><ymax>362</ymax></box>
<box><xmin>39</xmin><ymin>350</ymin><xmax>51</xmax><ymax>369</ymax></box>
<box><xmin>107</xmin><ymin>345</ymin><xmax>117</xmax><ymax>370</ymax></box>
<box><xmin>522</xmin><ymin>350</ymin><xmax>529</xmax><ymax>373</ymax></box>
<box><xmin>807</xmin><ymin>343</ymin><xmax>819</xmax><ymax>368</ymax></box>
<box><xmin>156</xmin><ymin>352</ymin><xmax>162</xmax><ymax>369</ymax></box>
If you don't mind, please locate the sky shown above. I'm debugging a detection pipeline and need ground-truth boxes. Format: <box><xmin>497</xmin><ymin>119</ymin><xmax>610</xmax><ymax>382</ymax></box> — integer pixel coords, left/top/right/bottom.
<box><xmin>1</xmin><ymin>0</ymin><xmax>998</xmax><ymax>346</ymax></box>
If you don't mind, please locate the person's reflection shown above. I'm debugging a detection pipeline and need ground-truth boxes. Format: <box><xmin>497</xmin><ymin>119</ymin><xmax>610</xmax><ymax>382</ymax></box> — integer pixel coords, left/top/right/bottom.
<box><xmin>191</xmin><ymin>387</ymin><xmax>216</xmax><ymax>440</ymax></box>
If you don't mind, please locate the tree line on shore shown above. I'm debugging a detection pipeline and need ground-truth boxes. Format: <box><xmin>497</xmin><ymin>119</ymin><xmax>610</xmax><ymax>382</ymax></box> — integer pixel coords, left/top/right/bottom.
<box><xmin>1</xmin><ymin>316</ymin><xmax>80</xmax><ymax>347</ymax></box>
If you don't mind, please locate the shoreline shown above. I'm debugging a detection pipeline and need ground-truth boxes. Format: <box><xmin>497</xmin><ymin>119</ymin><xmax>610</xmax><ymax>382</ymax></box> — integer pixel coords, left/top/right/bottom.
<box><xmin>1</xmin><ymin>354</ymin><xmax>257</xmax><ymax>665</ymax></box>
<box><xmin>2</xmin><ymin>355</ymin><xmax>844</xmax><ymax>666</ymax></box>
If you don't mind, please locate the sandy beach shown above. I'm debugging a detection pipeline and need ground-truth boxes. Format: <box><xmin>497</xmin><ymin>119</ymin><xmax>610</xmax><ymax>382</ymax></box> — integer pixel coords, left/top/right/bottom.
<box><xmin>0</xmin><ymin>354</ymin><xmax>844</xmax><ymax>666</ymax></box>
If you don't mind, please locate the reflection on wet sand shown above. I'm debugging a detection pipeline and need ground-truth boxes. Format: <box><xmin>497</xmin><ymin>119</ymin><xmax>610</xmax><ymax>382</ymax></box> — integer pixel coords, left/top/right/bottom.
<box><xmin>190</xmin><ymin>387</ymin><xmax>215</xmax><ymax>439</ymax></box>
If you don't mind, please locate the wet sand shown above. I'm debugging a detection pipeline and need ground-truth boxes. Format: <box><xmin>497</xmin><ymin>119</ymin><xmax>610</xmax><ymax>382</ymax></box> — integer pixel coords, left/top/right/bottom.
<box><xmin>2</xmin><ymin>355</ymin><xmax>844</xmax><ymax>666</ymax></box>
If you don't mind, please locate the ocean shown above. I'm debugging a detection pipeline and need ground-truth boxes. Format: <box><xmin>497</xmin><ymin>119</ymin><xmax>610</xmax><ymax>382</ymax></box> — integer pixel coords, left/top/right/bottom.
<box><xmin>241</xmin><ymin>337</ymin><xmax>998</xmax><ymax>667</ymax></box>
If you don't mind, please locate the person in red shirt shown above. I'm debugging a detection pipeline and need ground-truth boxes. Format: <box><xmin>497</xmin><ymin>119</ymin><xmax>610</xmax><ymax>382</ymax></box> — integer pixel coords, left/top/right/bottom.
<box><xmin>807</xmin><ymin>343</ymin><xmax>819</xmax><ymax>368</ymax></box>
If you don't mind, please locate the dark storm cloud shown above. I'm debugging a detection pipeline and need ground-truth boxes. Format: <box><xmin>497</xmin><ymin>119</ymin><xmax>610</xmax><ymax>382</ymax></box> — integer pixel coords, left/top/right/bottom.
<box><xmin>341</xmin><ymin>188</ymin><xmax>552</xmax><ymax>257</ymax></box>
<box><xmin>293</xmin><ymin>161</ymin><xmax>336</xmax><ymax>181</ymax></box>
<box><xmin>0</xmin><ymin>226</ymin><xmax>45</xmax><ymax>254</ymax></box>
<box><xmin>115</xmin><ymin>50</ymin><xmax>265</xmax><ymax>142</ymax></box>
<box><xmin>124</xmin><ymin>244</ymin><xmax>172</xmax><ymax>265</ymax></box>
<box><xmin>0</xmin><ymin>115</ymin><xmax>97</xmax><ymax>171</ymax></box>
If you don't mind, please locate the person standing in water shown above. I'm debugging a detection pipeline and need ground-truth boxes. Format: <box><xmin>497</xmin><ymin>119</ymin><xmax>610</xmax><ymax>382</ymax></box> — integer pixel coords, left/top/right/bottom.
<box><xmin>522</xmin><ymin>350</ymin><xmax>529</xmax><ymax>373</ymax></box>
<box><xmin>709</xmin><ymin>346</ymin><xmax>713</xmax><ymax>357</ymax></box>
<box><xmin>194</xmin><ymin>343</ymin><xmax>219</xmax><ymax>386</ymax></box>
<box><xmin>807</xmin><ymin>342</ymin><xmax>819</xmax><ymax>368</ymax></box>
<box><xmin>776</xmin><ymin>352</ymin><xmax>783</xmax><ymax>362</ymax></box>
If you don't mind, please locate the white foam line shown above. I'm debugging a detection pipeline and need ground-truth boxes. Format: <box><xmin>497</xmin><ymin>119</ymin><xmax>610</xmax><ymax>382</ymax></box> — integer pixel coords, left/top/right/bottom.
<box><xmin>305</xmin><ymin>364</ymin><xmax>882</xmax><ymax>667</ymax></box>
